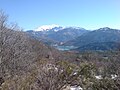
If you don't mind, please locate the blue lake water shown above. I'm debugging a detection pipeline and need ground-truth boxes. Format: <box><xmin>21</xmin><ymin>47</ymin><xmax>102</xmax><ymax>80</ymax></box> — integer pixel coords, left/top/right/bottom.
<box><xmin>54</xmin><ymin>46</ymin><xmax>77</xmax><ymax>51</ymax></box>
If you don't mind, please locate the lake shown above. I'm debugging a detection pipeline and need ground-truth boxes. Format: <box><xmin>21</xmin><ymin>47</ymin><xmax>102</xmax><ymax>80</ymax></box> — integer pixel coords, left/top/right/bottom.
<box><xmin>54</xmin><ymin>46</ymin><xmax>77</xmax><ymax>51</ymax></box>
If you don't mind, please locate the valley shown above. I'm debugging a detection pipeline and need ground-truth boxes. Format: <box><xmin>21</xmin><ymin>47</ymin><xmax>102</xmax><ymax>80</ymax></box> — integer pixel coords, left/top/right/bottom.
<box><xmin>27</xmin><ymin>26</ymin><xmax>120</xmax><ymax>52</ymax></box>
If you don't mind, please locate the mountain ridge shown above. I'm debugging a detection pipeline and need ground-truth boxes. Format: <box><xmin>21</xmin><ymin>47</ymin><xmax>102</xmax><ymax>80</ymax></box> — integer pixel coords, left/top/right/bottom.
<box><xmin>27</xmin><ymin>26</ymin><xmax>89</xmax><ymax>45</ymax></box>
<box><xmin>64</xmin><ymin>27</ymin><xmax>120</xmax><ymax>51</ymax></box>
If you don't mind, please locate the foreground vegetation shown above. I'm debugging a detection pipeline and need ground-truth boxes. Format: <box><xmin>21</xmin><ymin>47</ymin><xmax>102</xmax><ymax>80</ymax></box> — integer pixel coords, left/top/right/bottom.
<box><xmin>0</xmin><ymin>11</ymin><xmax>120</xmax><ymax>90</ymax></box>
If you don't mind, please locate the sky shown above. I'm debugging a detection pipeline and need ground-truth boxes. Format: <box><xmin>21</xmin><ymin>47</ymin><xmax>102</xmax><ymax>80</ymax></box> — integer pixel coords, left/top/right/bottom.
<box><xmin>0</xmin><ymin>0</ymin><xmax>120</xmax><ymax>30</ymax></box>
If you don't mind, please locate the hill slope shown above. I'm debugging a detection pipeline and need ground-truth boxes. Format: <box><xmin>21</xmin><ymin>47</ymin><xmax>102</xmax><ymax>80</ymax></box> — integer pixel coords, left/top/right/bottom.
<box><xmin>64</xmin><ymin>27</ymin><xmax>120</xmax><ymax>51</ymax></box>
<box><xmin>65</xmin><ymin>27</ymin><xmax>120</xmax><ymax>45</ymax></box>
<box><xmin>0</xmin><ymin>28</ymin><xmax>62</xmax><ymax>77</ymax></box>
<box><xmin>74</xmin><ymin>42</ymin><xmax>120</xmax><ymax>51</ymax></box>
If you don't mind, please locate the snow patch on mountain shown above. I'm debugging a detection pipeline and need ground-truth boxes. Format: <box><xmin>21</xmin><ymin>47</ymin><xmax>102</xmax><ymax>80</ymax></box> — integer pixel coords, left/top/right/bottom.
<box><xmin>67</xmin><ymin>26</ymin><xmax>85</xmax><ymax>30</ymax></box>
<box><xmin>34</xmin><ymin>25</ymin><xmax>85</xmax><ymax>32</ymax></box>
<box><xmin>35</xmin><ymin>24</ymin><xmax>60</xmax><ymax>31</ymax></box>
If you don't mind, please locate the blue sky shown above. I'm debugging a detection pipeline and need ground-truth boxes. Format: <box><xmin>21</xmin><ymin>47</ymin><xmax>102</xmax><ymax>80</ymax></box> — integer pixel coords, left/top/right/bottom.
<box><xmin>0</xmin><ymin>0</ymin><xmax>120</xmax><ymax>30</ymax></box>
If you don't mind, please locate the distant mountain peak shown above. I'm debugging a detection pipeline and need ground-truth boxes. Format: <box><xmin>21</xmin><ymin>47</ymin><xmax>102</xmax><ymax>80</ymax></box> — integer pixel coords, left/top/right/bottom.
<box><xmin>35</xmin><ymin>24</ymin><xmax>61</xmax><ymax>31</ymax></box>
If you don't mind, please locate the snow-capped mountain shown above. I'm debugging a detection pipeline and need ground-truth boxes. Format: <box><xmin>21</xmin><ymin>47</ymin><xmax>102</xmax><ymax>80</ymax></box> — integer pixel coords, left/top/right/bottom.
<box><xmin>26</xmin><ymin>25</ymin><xmax>89</xmax><ymax>45</ymax></box>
